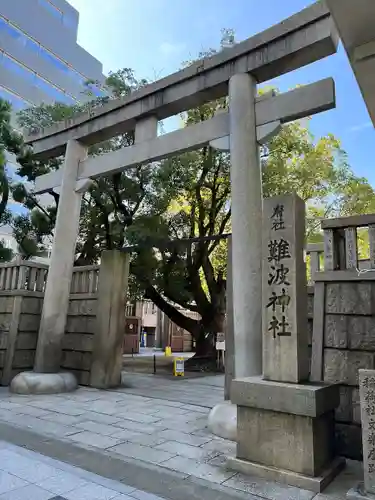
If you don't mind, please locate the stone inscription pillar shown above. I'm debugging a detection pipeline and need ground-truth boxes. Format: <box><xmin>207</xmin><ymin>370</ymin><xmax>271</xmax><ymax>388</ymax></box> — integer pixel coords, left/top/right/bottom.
<box><xmin>229</xmin><ymin>72</ymin><xmax>262</xmax><ymax>379</ymax></box>
<box><xmin>262</xmin><ymin>193</ymin><xmax>309</xmax><ymax>383</ymax></box>
<box><xmin>34</xmin><ymin>139</ymin><xmax>87</xmax><ymax>373</ymax></box>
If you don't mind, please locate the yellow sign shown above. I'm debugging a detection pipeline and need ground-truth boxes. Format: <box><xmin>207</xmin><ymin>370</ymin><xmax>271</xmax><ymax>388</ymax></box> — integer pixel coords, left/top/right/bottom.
<box><xmin>165</xmin><ymin>346</ymin><xmax>172</xmax><ymax>356</ymax></box>
<box><xmin>173</xmin><ymin>357</ymin><xmax>185</xmax><ymax>377</ymax></box>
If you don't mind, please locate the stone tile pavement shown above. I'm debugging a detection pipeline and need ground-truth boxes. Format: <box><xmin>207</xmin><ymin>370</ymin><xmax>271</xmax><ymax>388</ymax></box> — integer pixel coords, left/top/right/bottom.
<box><xmin>0</xmin><ymin>373</ymin><xmax>364</xmax><ymax>499</ymax></box>
<box><xmin>0</xmin><ymin>440</ymin><xmax>163</xmax><ymax>499</ymax></box>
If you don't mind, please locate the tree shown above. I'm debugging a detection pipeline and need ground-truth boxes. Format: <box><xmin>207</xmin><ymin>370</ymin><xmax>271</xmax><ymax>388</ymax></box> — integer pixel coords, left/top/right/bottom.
<box><xmin>0</xmin><ymin>98</ymin><xmax>25</xmax><ymax>261</ymax></box>
<box><xmin>12</xmin><ymin>33</ymin><xmax>375</xmax><ymax>358</ymax></box>
<box><xmin>13</xmin><ymin>70</ymin><xmax>153</xmax><ymax>264</ymax></box>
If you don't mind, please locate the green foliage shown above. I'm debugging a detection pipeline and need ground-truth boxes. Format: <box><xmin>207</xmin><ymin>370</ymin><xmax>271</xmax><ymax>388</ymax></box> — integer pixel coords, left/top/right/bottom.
<box><xmin>262</xmin><ymin>118</ymin><xmax>375</xmax><ymax>243</ymax></box>
<box><xmin>0</xmin><ymin>97</ymin><xmax>29</xmax><ymax>261</ymax></box>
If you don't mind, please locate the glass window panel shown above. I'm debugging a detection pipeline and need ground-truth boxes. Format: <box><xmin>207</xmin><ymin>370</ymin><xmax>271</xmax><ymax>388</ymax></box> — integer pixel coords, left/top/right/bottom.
<box><xmin>38</xmin><ymin>0</ymin><xmax>62</xmax><ymax>20</ymax></box>
<box><xmin>2</xmin><ymin>54</ymin><xmax>36</xmax><ymax>83</ymax></box>
<box><xmin>0</xmin><ymin>17</ymin><xmax>23</xmax><ymax>40</ymax></box>
<box><xmin>25</xmin><ymin>37</ymin><xmax>40</xmax><ymax>54</ymax></box>
<box><xmin>39</xmin><ymin>46</ymin><xmax>66</xmax><ymax>72</ymax></box>
<box><xmin>69</xmin><ymin>69</ymin><xmax>85</xmax><ymax>86</ymax></box>
<box><xmin>36</xmin><ymin>77</ymin><xmax>71</xmax><ymax>104</ymax></box>
<box><xmin>87</xmin><ymin>83</ymin><xmax>107</xmax><ymax>97</ymax></box>
<box><xmin>62</xmin><ymin>14</ymin><xmax>76</xmax><ymax>31</ymax></box>
<box><xmin>0</xmin><ymin>87</ymin><xmax>28</xmax><ymax>110</ymax></box>
<box><xmin>37</xmin><ymin>45</ymin><xmax>69</xmax><ymax>74</ymax></box>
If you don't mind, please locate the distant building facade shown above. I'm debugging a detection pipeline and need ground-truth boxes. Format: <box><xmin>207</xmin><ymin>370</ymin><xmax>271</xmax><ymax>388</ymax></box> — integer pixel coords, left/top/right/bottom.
<box><xmin>0</xmin><ymin>0</ymin><xmax>106</xmax><ymax>258</ymax></box>
<box><xmin>0</xmin><ymin>0</ymin><xmax>106</xmax><ymax>115</ymax></box>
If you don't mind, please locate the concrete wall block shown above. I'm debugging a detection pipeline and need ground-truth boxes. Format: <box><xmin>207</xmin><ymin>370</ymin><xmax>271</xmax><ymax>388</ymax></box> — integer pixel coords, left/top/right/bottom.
<box><xmin>16</xmin><ymin>332</ymin><xmax>38</xmax><ymax>350</ymax></box>
<box><xmin>61</xmin><ymin>351</ymin><xmax>92</xmax><ymax>371</ymax></box>
<box><xmin>326</xmin><ymin>283</ymin><xmax>373</xmax><ymax>315</ymax></box>
<box><xmin>352</xmin><ymin>388</ymin><xmax>361</xmax><ymax>424</ymax></box>
<box><xmin>335</xmin><ymin>423</ymin><xmax>362</xmax><ymax>460</ymax></box>
<box><xmin>307</xmin><ymin>294</ymin><xmax>314</xmax><ymax>318</ymax></box>
<box><xmin>348</xmin><ymin>316</ymin><xmax>375</xmax><ymax>351</ymax></box>
<box><xmin>0</xmin><ymin>297</ymin><xmax>15</xmax><ymax>314</ymax></box>
<box><xmin>324</xmin><ymin>349</ymin><xmax>374</xmax><ymax>385</ymax></box>
<box><xmin>307</xmin><ymin>319</ymin><xmax>313</xmax><ymax>346</ymax></box>
<box><xmin>18</xmin><ymin>314</ymin><xmax>40</xmax><ymax>333</ymax></box>
<box><xmin>0</xmin><ymin>333</ymin><xmax>8</xmax><ymax>350</ymax></box>
<box><xmin>66</xmin><ymin>316</ymin><xmax>96</xmax><ymax>334</ymax></box>
<box><xmin>335</xmin><ymin>385</ymin><xmax>353</xmax><ymax>422</ymax></box>
<box><xmin>68</xmin><ymin>299</ymin><xmax>97</xmax><ymax>316</ymax></box>
<box><xmin>62</xmin><ymin>333</ymin><xmax>94</xmax><ymax>352</ymax></box>
<box><xmin>21</xmin><ymin>297</ymin><xmax>43</xmax><ymax>315</ymax></box>
<box><xmin>68</xmin><ymin>369</ymin><xmax>90</xmax><ymax>386</ymax></box>
<box><xmin>0</xmin><ymin>313</ymin><xmax>12</xmax><ymax>332</ymax></box>
<box><xmin>0</xmin><ymin>351</ymin><xmax>5</xmax><ymax>368</ymax></box>
<box><xmin>324</xmin><ymin>315</ymin><xmax>348</xmax><ymax>348</ymax></box>
<box><xmin>12</xmin><ymin>350</ymin><xmax>35</xmax><ymax>369</ymax></box>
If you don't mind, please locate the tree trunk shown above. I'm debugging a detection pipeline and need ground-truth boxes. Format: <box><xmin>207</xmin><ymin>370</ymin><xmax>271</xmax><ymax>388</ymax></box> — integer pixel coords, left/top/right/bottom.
<box><xmin>194</xmin><ymin>308</ymin><xmax>225</xmax><ymax>358</ymax></box>
<box><xmin>144</xmin><ymin>284</ymin><xmax>226</xmax><ymax>360</ymax></box>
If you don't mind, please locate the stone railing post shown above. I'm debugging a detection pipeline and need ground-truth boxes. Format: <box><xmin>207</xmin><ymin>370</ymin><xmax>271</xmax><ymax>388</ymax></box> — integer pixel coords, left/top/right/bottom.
<box><xmin>90</xmin><ymin>250</ymin><xmax>130</xmax><ymax>389</ymax></box>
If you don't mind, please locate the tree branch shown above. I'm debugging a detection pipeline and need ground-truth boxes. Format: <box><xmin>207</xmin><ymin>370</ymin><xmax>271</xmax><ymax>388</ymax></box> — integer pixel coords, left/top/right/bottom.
<box><xmin>144</xmin><ymin>285</ymin><xmax>202</xmax><ymax>337</ymax></box>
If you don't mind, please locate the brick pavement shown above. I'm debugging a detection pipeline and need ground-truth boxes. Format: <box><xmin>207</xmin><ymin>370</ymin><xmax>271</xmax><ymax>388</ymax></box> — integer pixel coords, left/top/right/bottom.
<box><xmin>0</xmin><ymin>440</ymin><xmax>163</xmax><ymax>499</ymax></box>
<box><xmin>0</xmin><ymin>373</ymin><xmax>364</xmax><ymax>499</ymax></box>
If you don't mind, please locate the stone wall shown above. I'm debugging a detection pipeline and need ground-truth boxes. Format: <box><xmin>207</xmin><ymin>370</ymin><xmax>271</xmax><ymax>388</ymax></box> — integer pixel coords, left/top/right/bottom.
<box><xmin>309</xmin><ymin>278</ymin><xmax>375</xmax><ymax>460</ymax></box>
<box><xmin>322</xmin><ymin>281</ymin><xmax>375</xmax><ymax>459</ymax></box>
<box><xmin>0</xmin><ymin>262</ymin><xmax>101</xmax><ymax>387</ymax></box>
<box><xmin>61</xmin><ymin>295</ymin><xmax>97</xmax><ymax>385</ymax></box>
<box><xmin>0</xmin><ymin>294</ymin><xmax>43</xmax><ymax>385</ymax></box>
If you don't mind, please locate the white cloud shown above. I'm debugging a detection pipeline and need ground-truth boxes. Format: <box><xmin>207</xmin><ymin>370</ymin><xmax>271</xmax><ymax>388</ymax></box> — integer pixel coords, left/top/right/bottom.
<box><xmin>348</xmin><ymin>121</ymin><xmax>373</xmax><ymax>133</ymax></box>
<box><xmin>159</xmin><ymin>42</ymin><xmax>186</xmax><ymax>56</ymax></box>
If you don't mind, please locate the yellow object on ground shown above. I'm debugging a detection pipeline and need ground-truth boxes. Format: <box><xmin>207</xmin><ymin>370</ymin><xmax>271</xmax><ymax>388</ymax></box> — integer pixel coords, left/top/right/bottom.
<box><xmin>165</xmin><ymin>346</ymin><xmax>172</xmax><ymax>356</ymax></box>
<box><xmin>173</xmin><ymin>357</ymin><xmax>185</xmax><ymax>377</ymax></box>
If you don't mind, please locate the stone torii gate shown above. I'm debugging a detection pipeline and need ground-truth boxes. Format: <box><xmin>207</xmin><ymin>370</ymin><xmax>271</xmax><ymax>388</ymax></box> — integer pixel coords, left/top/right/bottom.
<box><xmin>11</xmin><ymin>1</ymin><xmax>338</xmax><ymax>394</ymax></box>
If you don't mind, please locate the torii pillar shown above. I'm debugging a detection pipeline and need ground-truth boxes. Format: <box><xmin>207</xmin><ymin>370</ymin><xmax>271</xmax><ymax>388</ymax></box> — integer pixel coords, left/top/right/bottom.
<box><xmin>208</xmin><ymin>73</ymin><xmax>266</xmax><ymax>439</ymax></box>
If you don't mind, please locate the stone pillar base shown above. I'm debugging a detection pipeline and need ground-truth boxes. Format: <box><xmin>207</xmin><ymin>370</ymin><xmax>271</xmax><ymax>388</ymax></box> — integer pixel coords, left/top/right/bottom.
<box><xmin>207</xmin><ymin>401</ymin><xmax>237</xmax><ymax>441</ymax></box>
<box><xmin>230</xmin><ymin>376</ymin><xmax>345</xmax><ymax>493</ymax></box>
<box><xmin>228</xmin><ymin>456</ymin><xmax>345</xmax><ymax>493</ymax></box>
<box><xmin>347</xmin><ymin>483</ymin><xmax>375</xmax><ymax>499</ymax></box>
<box><xmin>10</xmin><ymin>372</ymin><xmax>77</xmax><ymax>395</ymax></box>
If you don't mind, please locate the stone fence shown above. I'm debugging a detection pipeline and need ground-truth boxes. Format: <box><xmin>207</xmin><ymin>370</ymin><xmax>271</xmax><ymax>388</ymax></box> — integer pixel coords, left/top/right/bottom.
<box><xmin>308</xmin><ymin>213</ymin><xmax>375</xmax><ymax>459</ymax></box>
<box><xmin>0</xmin><ymin>260</ymin><xmax>47</xmax><ymax>386</ymax></box>
<box><xmin>0</xmin><ymin>251</ymin><xmax>128</xmax><ymax>388</ymax></box>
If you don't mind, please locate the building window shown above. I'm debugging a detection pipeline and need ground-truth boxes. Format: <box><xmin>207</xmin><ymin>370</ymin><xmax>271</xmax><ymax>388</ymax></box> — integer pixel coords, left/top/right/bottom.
<box><xmin>87</xmin><ymin>83</ymin><xmax>107</xmax><ymax>98</ymax></box>
<box><xmin>36</xmin><ymin>77</ymin><xmax>74</xmax><ymax>104</ymax></box>
<box><xmin>2</xmin><ymin>54</ymin><xmax>36</xmax><ymax>84</ymax></box>
<box><xmin>25</xmin><ymin>37</ymin><xmax>40</xmax><ymax>54</ymax></box>
<box><xmin>40</xmin><ymin>46</ymin><xmax>67</xmax><ymax>72</ymax></box>
<box><xmin>38</xmin><ymin>0</ymin><xmax>63</xmax><ymax>21</ymax></box>
<box><xmin>0</xmin><ymin>86</ymin><xmax>29</xmax><ymax>110</ymax></box>
<box><xmin>0</xmin><ymin>14</ymin><xmax>106</xmax><ymax>104</ymax></box>
<box><xmin>0</xmin><ymin>16</ymin><xmax>23</xmax><ymax>41</ymax></box>
<box><xmin>62</xmin><ymin>14</ymin><xmax>76</xmax><ymax>31</ymax></box>
<box><xmin>68</xmin><ymin>69</ymin><xmax>85</xmax><ymax>86</ymax></box>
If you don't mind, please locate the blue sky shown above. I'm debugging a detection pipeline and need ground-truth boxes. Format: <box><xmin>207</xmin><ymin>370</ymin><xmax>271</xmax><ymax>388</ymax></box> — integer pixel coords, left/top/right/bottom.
<box><xmin>67</xmin><ymin>0</ymin><xmax>375</xmax><ymax>185</ymax></box>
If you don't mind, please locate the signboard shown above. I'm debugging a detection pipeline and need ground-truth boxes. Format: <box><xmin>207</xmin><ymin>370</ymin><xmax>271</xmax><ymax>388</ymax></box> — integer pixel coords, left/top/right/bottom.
<box><xmin>173</xmin><ymin>357</ymin><xmax>185</xmax><ymax>377</ymax></box>
<box><xmin>216</xmin><ymin>332</ymin><xmax>226</xmax><ymax>351</ymax></box>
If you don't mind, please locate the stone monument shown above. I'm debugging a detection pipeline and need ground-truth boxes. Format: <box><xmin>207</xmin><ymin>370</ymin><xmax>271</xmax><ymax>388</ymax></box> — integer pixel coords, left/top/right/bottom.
<box><xmin>347</xmin><ymin>369</ymin><xmax>375</xmax><ymax>499</ymax></box>
<box><xmin>228</xmin><ymin>193</ymin><xmax>345</xmax><ymax>493</ymax></box>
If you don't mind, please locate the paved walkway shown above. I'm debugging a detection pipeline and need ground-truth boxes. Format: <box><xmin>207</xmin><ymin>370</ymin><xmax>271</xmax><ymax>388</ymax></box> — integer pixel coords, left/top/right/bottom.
<box><xmin>0</xmin><ymin>440</ymin><xmax>162</xmax><ymax>499</ymax></box>
<box><xmin>0</xmin><ymin>373</ymin><xmax>364</xmax><ymax>500</ymax></box>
